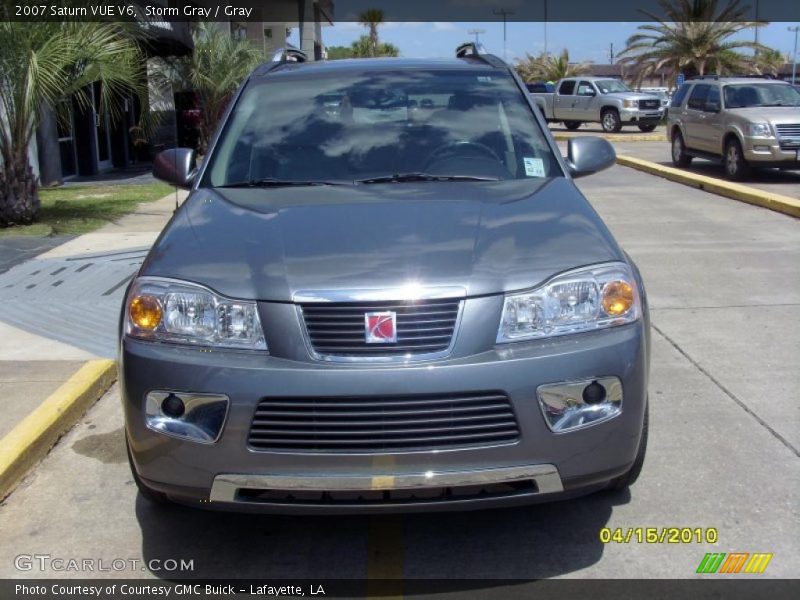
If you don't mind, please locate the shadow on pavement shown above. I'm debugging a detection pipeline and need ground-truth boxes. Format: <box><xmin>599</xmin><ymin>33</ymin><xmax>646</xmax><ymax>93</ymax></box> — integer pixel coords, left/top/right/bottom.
<box><xmin>654</xmin><ymin>160</ymin><xmax>800</xmax><ymax>187</ymax></box>
<box><xmin>136</xmin><ymin>488</ymin><xmax>628</xmax><ymax>582</ymax></box>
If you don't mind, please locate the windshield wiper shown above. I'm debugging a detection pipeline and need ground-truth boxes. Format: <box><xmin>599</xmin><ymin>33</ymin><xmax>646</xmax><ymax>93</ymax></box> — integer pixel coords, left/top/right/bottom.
<box><xmin>219</xmin><ymin>177</ymin><xmax>350</xmax><ymax>188</ymax></box>
<box><xmin>356</xmin><ymin>172</ymin><xmax>500</xmax><ymax>184</ymax></box>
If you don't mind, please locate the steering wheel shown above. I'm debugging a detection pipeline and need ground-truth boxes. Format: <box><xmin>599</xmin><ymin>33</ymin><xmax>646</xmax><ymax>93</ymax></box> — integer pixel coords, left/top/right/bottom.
<box><xmin>422</xmin><ymin>140</ymin><xmax>502</xmax><ymax>171</ymax></box>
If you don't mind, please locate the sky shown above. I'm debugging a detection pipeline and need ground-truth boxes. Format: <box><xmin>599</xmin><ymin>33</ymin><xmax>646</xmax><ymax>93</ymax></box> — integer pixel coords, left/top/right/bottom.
<box><xmin>310</xmin><ymin>21</ymin><xmax>800</xmax><ymax>65</ymax></box>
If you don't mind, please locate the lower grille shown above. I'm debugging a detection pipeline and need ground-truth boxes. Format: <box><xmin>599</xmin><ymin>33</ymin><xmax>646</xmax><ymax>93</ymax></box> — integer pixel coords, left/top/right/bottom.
<box><xmin>248</xmin><ymin>391</ymin><xmax>520</xmax><ymax>452</ymax></box>
<box><xmin>776</xmin><ymin>124</ymin><xmax>800</xmax><ymax>149</ymax></box>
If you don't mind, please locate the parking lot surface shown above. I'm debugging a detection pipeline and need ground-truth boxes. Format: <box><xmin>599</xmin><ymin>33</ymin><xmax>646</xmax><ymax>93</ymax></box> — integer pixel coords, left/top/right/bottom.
<box><xmin>0</xmin><ymin>165</ymin><xmax>797</xmax><ymax>583</ymax></box>
<box><xmin>612</xmin><ymin>140</ymin><xmax>800</xmax><ymax>199</ymax></box>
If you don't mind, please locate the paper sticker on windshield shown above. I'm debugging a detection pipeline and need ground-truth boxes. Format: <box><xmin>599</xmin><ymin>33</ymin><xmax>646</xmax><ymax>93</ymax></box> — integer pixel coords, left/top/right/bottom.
<box><xmin>523</xmin><ymin>157</ymin><xmax>545</xmax><ymax>178</ymax></box>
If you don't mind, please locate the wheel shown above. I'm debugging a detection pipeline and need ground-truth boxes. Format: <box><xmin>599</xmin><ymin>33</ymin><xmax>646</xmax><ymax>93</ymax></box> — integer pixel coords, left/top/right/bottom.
<box><xmin>126</xmin><ymin>437</ymin><xmax>171</xmax><ymax>505</ymax></box>
<box><xmin>671</xmin><ymin>130</ymin><xmax>692</xmax><ymax>167</ymax></box>
<box><xmin>607</xmin><ymin>401</ymin><xmax>648</xmax><ymax>491</ymax></box>
<box><xmin>600</xmin><ymin>109</ymin><xmax>622</xmax><ymax>133</ymax></box>
<box><xmin>724</xmin><ymin>138</ymin><xmax>750</xmax><ymax>181</ymax></box>
<box><xmin>563</xmin><ymin>121</ymin><xmax>582</xmax><ymax>130</ymax></box>
<box><xmin>638</xmin><ymin>122</ymin><xmax>657</xmax><ymax>132</ymax></box>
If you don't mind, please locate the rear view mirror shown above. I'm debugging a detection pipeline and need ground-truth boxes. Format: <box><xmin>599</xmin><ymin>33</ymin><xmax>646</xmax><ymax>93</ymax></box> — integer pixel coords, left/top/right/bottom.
<box><xmin>153</xmin><ymin>148</ymin><xmax>197</xmax><ymax>189</ymax></box>
<box><xmin>564</xmin><ymin>137</ymin><xmax>616</xmax><ymax>178</ymax></box>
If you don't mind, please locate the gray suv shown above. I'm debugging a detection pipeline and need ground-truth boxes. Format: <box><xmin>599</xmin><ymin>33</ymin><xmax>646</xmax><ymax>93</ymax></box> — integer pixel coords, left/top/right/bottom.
<box><xmin>122</xmin><ymin>44</ymin><xmax>650</xmax><ymax>513</ymax></box>
<box><xmin>667</xmin><ymin>76</ymin><xmax>800</xmax><ymax>180</ymax></box>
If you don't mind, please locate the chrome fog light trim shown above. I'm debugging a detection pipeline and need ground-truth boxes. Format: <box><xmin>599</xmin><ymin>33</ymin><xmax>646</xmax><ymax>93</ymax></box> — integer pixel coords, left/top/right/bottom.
<box><xmin>537</xmin><ymin>377</ymin><xmax>622</xmax><ymax>433</ymax></box>
<box><xmin>145</xmin><ymin>391</ymin><xmax>230</xmax><ymax>443</ymax></box>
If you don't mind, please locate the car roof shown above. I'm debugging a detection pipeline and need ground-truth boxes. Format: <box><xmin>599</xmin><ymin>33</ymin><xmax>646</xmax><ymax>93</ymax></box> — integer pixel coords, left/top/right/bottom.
<box><xmin>253</xmin><ymin>57</ymin><xmax>500</xmax><ymax>78</ymax></box>
<box><xmin>687</xmin><ymin>78</ymin><xmax>791</xmax><ymax>85</ymax></box>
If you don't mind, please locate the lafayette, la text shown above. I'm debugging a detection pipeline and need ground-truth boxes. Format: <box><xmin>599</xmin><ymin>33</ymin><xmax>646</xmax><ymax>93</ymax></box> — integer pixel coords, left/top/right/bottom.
<box><xmin>16</xmin><ymin>584</ymin><xmax>325</xmax><ymax>597</ymax></box>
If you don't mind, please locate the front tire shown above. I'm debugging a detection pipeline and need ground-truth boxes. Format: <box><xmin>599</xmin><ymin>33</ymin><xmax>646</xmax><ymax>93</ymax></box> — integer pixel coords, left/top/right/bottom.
<box><xmin>126</xmin><ymin>437</ymin><xmax>171</xmax><ymax>505</ymax></box>
<box><xmin>601</xmin><ymin>109</ymin><xmax>622</xmax><ymax>133</ymax></box>
<box><xmin>724</xmin><ymin>138</ymin><xmax>750</xmax><ymax>181</ymax></box>
<box><xmin>638</xmin><ymin>122</ymin><xmax>657</xmax><ymax>132</ymax></box>
<box><xmin>607</xmin><ymin>401</ymin><xmax>648</xmax><ymax>491</ymax></box>
<box><xmin>563</xmin><ymin>120</ymin><xmax>582</xmax><ymax>130</ymax></box>
<box><xmin>671</xmin><ymin>131</ymin><xmax>692</xmax><ymax>167</ymax></box>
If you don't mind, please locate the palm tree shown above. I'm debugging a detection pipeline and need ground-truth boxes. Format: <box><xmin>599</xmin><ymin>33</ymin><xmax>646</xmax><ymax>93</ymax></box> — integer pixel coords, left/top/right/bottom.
<box><xmin>350</xmin><ymin>35</ymin><xmax>400</xmax><ymax>58</ymax></box>
<box><xmin>358</xmin><ymin>9</ymin><xmax>385</xmax><ymax>57</ymax></box>
<box><xmin>169</xmin><ymin>23</ymin><xmax>262</xmax><ymax>153</ymax></box>
<box><xmin>618</xmin><ymin>0</ymin><xmax>767</xmax><ymax>87</ymax></box>
<box><xmin>750</xmin><ymin>48</ymin><xmax>786</xmax><ymax>76</ymax></box>
<box><xmin>515</xmin><ymin>50</ymin><xmax>591</xmax><ymax>82</ymax></box>
<box><xmin>0</xmin><ymin>22</ymin><xmax>145</xmax><ymax>226</ymax></box>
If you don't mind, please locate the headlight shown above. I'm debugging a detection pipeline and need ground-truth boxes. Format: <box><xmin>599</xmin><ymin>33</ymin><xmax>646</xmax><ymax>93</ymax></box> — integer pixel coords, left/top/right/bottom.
<box><xmin>747</xmin><ymin>122</ymin><xmax>772</xmax><ymax>137</ymax></box>
<box><xmin>623</xmin><ymin>99</ymin><xmax>638</xmax><ymax>109</ymax></box>
<box><xmin>497</xmin><ymin>263</ymin><xmax>641</xmax><ymax>343</ymax></box>
<box><xmin>125</xmin><ymin>277</ymin><xmax>267</xmax><ymax>350</ymax></box>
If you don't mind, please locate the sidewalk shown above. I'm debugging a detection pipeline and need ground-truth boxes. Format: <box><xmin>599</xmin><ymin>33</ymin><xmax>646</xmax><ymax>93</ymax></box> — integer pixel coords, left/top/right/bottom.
<box><xmin>0</xmin><ymin>188</ymin><xmax>185</xmax><ymax>498</ymax></box>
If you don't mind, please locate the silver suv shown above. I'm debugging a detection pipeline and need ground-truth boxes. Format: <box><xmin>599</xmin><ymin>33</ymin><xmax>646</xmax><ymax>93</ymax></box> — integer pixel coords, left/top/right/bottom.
<box><xmin>667</xmin><ymin>77</ymin><xmax>800</xmax><ymax>180</ymax></box>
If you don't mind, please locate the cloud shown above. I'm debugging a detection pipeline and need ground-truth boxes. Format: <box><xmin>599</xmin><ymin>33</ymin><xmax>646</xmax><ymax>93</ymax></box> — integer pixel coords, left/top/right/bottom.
<box><xmin>432</xmin><ymin>22</ymin><xmax>457</xmax><ymax>31</ymax></box>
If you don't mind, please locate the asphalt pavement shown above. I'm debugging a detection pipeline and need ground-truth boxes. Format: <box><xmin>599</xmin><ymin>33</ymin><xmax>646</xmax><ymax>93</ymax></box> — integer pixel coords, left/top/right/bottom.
<box><xmin>0</xmin><ymin>166</ymin><xmax>797</xmax><ymax>584</ymax></box>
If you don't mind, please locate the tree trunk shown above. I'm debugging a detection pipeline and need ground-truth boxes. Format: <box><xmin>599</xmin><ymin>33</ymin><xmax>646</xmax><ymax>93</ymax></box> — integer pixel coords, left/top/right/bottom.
<box><xmin>0</xmin><ymin>152</ymin><xmax>40</xmax><ymax>227</ymax></box>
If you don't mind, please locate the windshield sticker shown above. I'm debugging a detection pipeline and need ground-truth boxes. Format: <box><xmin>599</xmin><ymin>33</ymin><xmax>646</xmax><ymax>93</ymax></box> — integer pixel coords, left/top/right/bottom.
<box><xmin>523</xmin><ymin>157</ymin><xmax>545</xmax><ymax>177</ymax></box>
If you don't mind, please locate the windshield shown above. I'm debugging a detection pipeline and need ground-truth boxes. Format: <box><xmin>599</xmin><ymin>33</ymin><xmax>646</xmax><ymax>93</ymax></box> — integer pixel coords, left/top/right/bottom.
<box><xmin>595</xmin><ymin>80</ymin><xmax>631</xmax><ymax>94</ymax></box>
<box><xmin>723</xmin><ymin>83</ymin><xmax>800</xmax><ymax>108</ymax></box>
<box><xmin>205</xmin><ymin>69</ymin><xmax>560</xmax><ymax>186</ymax></box>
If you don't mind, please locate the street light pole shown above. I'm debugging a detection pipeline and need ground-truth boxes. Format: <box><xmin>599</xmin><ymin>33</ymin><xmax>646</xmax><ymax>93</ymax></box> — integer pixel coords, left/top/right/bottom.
<box><xmin>790</xmin><ymin>26</ymin><xmax>799</xmax><ymax>85</ymax></box>
<box><xmin>493</xmin><ymin>8</ymin><xmax>515</xmax><ymax>61</ymax></box>
<box><xmin>467</xmin><ymin>28</ymin><xmax>486</xmax><ymax>44</ymax></box>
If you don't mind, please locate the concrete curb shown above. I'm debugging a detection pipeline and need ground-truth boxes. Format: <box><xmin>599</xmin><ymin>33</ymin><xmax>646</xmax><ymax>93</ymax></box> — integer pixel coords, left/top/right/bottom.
<box><xmin>616</xmin><ymin>155</ymin><xmax>800</xmax><ymax>218</ymax></box>
<box><xmin>553</xmin><ymin>133</ymin><xmax>667</xmax><ymax>142</ymax></box>
<box><xmin>0</xmin><ymin>359</ymin><xmax>116</xmax><ymax>501</ymax></box>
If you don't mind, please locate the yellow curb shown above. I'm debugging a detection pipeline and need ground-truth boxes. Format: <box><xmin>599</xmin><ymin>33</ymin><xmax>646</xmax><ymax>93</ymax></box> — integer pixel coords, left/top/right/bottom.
<box><xmin>553</xmin><ymin>133</ymin><xmax>667</xmax><ymax>142</ymax></box>
<box><xmin>616</xmin><ymin>155</ymin><xmax>800</xmax><ymax>218</ymax></box>
<box><xmin>0</xmin><ymin>359</ymin><xmax>117</xmax><ymax>501</ymax></box>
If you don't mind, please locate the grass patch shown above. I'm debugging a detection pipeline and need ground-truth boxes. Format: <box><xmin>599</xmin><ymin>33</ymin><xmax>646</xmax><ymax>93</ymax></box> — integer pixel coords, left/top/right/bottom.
<box><xmin>0</xmin><ymin>182</ymin><xmax>173</xmax><ymax>237</ymax></box>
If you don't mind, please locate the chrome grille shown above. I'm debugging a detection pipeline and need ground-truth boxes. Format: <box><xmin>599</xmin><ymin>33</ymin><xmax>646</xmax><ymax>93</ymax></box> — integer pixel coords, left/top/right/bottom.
<box><xmin>638</xmin><ymin>99</ymin><xmax>660</xmax><ymax>110</ymax></box>
<box><xmin>248</xmin><ymin>391</ymin><xmax>520</xmax><ymax>452</ymax></box>
<box><xmin>775</xmin><ymin>124</ymin><xmax>800</xmax><ymax>149</ymax></box>
<box><xmin>300</xmin><ymin>299</ymin><xmax>461</xmax><ymax>359</ymax></box>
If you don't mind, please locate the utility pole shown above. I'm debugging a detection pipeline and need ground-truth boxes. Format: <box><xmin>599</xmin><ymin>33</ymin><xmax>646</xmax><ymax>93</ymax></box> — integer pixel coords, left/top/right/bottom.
<box><xmin>467</xmin><ymin>28</ymin><xmax>486</xmax><ymax>44</ymax></box>
<box><xmin>609</xmin><ymin>43</ymin><xmax>614</xmax><ymax>64</ymax></box>
<box><xmin>790</xmin><ymin>26</ymin><xmax>799</xmax><ymax>85</ymax></box>
<box><xmin>543</xmin><ymin>0</ymin><xmax>548</xmax><ymax>56</ymax></box>
<box><xmin>493</xmin><ymin>8</ymin><xmax>515</xmax><ymax>61</ymax></box>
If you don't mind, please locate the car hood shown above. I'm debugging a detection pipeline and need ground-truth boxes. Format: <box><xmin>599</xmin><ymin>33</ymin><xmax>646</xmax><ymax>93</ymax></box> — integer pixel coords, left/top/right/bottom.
<box><xmin>604</xmin><ymin>92</ymin><xmax>659</xmax><ymax>101</ymax></box>
<box><xmin>727</xmin><ymin>106</ymin><xmax>800</xmax><ymax>123</ymax></box>
<box><xmin>141</xmin><ymin>178</ymin><xmax>623</xmax><ymax>302</ymax></box>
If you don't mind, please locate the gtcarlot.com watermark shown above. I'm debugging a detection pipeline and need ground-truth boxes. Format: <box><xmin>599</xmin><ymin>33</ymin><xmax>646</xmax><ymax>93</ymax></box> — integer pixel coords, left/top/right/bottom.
<box><xmin>15</xmin><ymin>554</ymin><xmax>194</xmax><ymax>573</ymax></box>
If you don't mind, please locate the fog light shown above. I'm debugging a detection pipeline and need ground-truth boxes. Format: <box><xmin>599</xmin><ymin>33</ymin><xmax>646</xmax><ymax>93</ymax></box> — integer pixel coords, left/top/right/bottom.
<box><xmin>161</xmin><ymin>393</ymin><xmax>185</xmax><ymax>417</ymax></box>
<box><xmin>537</xmin><ymin>377</ymin><xmax>622</xmax><ymax>432</ymax></box>
<box><xmin>145</xmin><ymin>391</ymin><xmax>229</xmax><ymax>443</ymax></box>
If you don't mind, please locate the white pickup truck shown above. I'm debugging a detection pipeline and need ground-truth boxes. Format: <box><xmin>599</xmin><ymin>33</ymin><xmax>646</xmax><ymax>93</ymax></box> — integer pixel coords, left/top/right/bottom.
<box><xmin>530</xmin><ymin>77</ymin><xmax>665</xmax><ymax>133</ymax></box>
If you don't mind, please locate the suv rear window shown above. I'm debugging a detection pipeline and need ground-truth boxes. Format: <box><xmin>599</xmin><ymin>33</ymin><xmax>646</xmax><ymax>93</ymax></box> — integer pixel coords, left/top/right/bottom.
<box><xmin>670</xmin><ymin>84</ymin><xmax>691</xmax><ymax>107</ymax></box>
<box><xmin>687</xmin><ymin>84</ymin><xmax>711</xmax><ymax>110</ymax></box>
<box><xmin>206</xmin><ymin>69</ymin><xmax>560</xmax><ymax>186</ymax></box>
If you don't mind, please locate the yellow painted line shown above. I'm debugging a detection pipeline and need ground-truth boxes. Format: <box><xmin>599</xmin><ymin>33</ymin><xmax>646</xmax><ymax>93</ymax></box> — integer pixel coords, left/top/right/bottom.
<box><xmin>367</xmin><ymin>515</ymin><xmax>404</xmax><ymax>599</ymax></box>
<box><xmin>0</xmin><ymin>359</ymin><xmax>116</xmax><ymax>501</ymax></box>
<box><xmin>616</xmin><ymin>155</ymin><xmax>800</xmax><ymax>218</ymax></box>
<box><xmin>553</xmin><ymin>133</ymin><xmax>666</xmax><ymax>142</ymax></box>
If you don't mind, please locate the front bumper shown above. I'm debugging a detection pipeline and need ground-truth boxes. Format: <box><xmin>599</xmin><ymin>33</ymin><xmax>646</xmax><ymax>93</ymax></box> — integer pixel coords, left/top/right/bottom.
<box><xmin>620</xmin><ymin>108</ymin><xmax>664</xmax><ymax>123</ymax></box>
<box><xmin>122</xmin><ymin>314</ymin><xmax>649</xmax><ymax>513</ymax></box>
<box><xmin>743</xmin><ymin>136</ymin><xmax>800</xmax><ymax>167</ymax></box>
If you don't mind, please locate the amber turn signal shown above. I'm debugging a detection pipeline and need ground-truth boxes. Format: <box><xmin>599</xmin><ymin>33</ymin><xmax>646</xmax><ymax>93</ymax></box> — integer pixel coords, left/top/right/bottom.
<box><xmin>129</xmin><ymin>295</ymin><xmax>163</xmax><ymax>330</ymax></box>
<box><xmin>602</xmin><ymin>281</ymin><xmax>634</xmax><ymax>316</ymax></box>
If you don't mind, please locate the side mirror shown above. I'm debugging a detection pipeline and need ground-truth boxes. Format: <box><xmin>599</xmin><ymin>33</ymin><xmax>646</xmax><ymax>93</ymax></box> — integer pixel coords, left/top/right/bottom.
<box><xmin>564</xmin><ymin>136</ymin><xmax>616</xmax><ymax>178</ymax></box>
<box><xmin>704</xmin><ymin>102</ymin><xmax>720</xmax><ymax>113</ymax></box>
<box><xmin>153</xmin><ymin>148</ymin><xmax>197</xmax><ymax>189</ymax></box>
